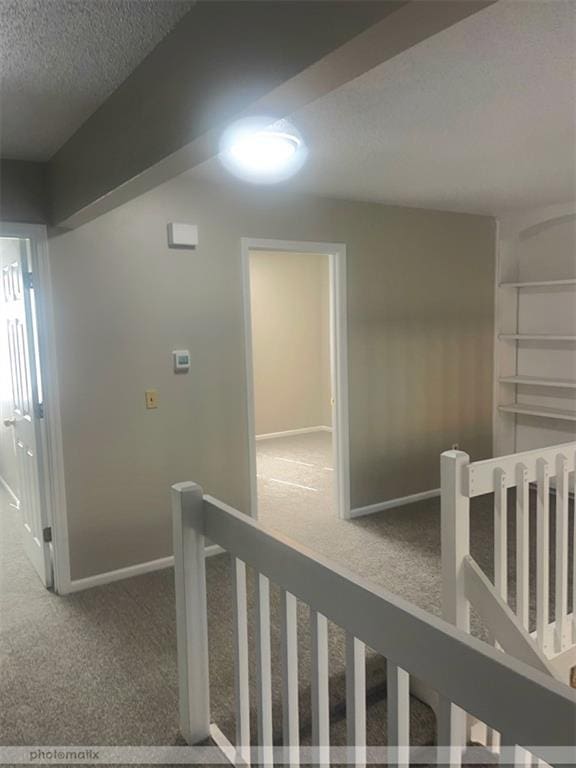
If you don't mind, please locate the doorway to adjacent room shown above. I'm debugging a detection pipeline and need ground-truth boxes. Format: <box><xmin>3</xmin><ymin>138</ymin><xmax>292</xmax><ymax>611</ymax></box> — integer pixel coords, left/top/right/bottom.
<box><xmin>241</xmin><ymin>238</ymin><xmax>350</xmax><ymax>526</ymax></box>
<box><xmin>0</xmin><ymin>224</ymin><xmax>66</xmax><ymax>592</ymax></box>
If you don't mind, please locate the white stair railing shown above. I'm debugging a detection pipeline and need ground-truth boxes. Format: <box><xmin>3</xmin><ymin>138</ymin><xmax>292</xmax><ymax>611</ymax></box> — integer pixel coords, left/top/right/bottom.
<box><xmin>173</xmin><ymin>480</ymin><xmax>575</xmax><ymax>767</ymax></box>
<box><xmin>441</xmin><ymin>442</ymin><xmax>576</xmax><ymax>683</ymax></box>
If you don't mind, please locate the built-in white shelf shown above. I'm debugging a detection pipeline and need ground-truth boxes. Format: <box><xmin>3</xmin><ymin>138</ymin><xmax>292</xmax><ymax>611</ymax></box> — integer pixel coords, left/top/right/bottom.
<box><xmin>499</xmin><ymin>333</ymin><xmax>576</xmax><ymax>342</ymax></box>
<box><xmin>499</xmin><ymin>403</ymin><xmax>576</xmax><ymax>422</ymax></box>
<box><xmin>499</xmin><ymin>278</ymin><xmax>576</xmax><ymax>289</ymax></box>
<box><xmin>499</xmin><ymin>375</ymin><xmax>576</xmax><ymax>389</ymax></box>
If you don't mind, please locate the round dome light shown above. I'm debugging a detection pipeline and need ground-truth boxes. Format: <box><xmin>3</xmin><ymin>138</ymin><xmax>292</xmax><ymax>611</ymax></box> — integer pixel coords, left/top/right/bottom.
<box><xmin>219</xmin><ymin>117</ymin><xmax>307</xmax><ymax>184</ymax></box>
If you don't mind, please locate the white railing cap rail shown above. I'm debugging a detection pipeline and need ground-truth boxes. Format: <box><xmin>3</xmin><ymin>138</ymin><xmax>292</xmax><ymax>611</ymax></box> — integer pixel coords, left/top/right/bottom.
<box><xmin>173</xmin><ymin>482</ymin><xmax>576</xmax><ymax>753</ymax></box>
<box><xmin>442</xmin><ymin>443</ymin><xmax>576</xmax><ymax>498</ymax></box>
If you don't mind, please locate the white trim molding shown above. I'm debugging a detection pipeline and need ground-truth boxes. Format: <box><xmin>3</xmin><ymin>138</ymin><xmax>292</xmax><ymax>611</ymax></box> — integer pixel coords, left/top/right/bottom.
<box><xmin>66</xmin><ymin>545</ymin><xmax>224</xmax><ymax>593</ymax></box>
<box><xmin>255</xmin><ymin>425</ymin><xmax>332</xmax><ymax>441</ymax></box>
<box><xmin>349</xmin><ymin>488</ymin><xmax>440</xmax><ymax>519</ymax></box>
<box><xmin>34</xmin><ymin>226</ymin><xmax>71</xmax><ymax>595</ymax></box>
<box><xmin>241</xmin><ymin>238</ymin><xmax>350</xmax><ymax>521</ymax></box>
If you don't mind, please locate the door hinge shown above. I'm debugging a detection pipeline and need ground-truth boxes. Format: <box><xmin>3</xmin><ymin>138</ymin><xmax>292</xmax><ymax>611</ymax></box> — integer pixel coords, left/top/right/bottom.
<box><xmin>23</xmin><ymin>272</ymin><xmax>33</xmax><ymax>290</ymax></box>
<box><xmin>43</xmin><ymin>526</ymin><xmax>52</xmax><ymax>543</ymax></box>
<box><xmin>35</xmin><ymin>402</ymin><xmax>45</xmax><ymax>419</ymax></box>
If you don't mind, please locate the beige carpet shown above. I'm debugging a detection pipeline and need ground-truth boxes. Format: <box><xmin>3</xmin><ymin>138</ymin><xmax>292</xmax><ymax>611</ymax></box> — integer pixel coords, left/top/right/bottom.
<box><xmin>257</xmin><ymin>433</ymin><xmax>574</xmax><ymax>631</ymax></box>
<box><xmin>0</xmin><ymin>479</ymin><xmax>436</xmax><ymax>751</ymax></box>
<box><xmin>258</xmin><ymin>432</ymin><xmax>468</xmax><ymax>621</ymax></box>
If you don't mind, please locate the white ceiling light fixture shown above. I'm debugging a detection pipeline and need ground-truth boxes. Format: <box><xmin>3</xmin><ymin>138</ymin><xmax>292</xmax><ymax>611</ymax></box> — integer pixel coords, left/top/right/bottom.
<box><xmin>219</xmin><ymin>116</ymin><xmax>307</xmax><ymax>184</ymax></box>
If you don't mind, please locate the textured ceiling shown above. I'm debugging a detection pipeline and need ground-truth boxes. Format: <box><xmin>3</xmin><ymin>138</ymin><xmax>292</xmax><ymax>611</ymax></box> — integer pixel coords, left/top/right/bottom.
<box><xmin>0</xmin><ymin>0</ymin><xmax>194</xmax><ymax>160</ymax></box>
<box><xmin>191</xmin><ymin>1</ymin><xmax>576</xmax><ymax>216</ymax></box>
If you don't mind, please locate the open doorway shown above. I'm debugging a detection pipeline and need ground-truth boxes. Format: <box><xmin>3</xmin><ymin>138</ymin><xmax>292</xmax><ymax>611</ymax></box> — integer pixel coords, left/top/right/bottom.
<box><xmin>0</xmin><ymin>224</ymin><xmax>67</xmax><ymax>592</ymax></box>
<box><xmin>241</xmin><ymin>238</ymin><xmax>350</xmax><ymax>523</ymax></box>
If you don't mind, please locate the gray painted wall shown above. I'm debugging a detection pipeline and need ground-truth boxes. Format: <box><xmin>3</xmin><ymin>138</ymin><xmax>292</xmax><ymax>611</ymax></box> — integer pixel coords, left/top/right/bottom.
<box><xmin>48</xmin><ymin>177</ymin><xmax>495</xmax><ymax>580</ymax></box>
<box><xmin>1</xmin><ymin>161</ymin><xmax>48</xmax><ymax>224</ymax></box>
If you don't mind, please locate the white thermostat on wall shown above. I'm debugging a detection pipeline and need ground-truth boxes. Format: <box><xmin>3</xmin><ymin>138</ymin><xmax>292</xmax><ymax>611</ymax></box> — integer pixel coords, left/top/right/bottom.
<box><xmin>173</xmin><ymin>350</ymin><xmax>191</xmax><ymax>373</ymax></box>
<box><xmin>167</xmin><ymin>223</ymin><xmax>198</xmax><ymax>249</ymax></box>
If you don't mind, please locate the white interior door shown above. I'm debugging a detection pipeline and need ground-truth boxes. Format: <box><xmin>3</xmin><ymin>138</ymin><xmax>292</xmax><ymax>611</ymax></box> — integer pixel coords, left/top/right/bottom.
<box><xmin>1</xmin><ymin>236</ymin><xmax>52</xmax><ymax>586</ymax></box>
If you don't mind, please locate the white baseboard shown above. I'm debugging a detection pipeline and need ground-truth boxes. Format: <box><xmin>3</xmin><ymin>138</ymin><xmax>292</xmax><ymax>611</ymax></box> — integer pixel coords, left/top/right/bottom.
<box><xmin>0</xmin><ymin>475</ymin><xmax>19</xmax><ymax>507</ymax></box>
<box><xmin>66</xmin><ymin>544</ymin><xmax>224</xmax><ymax>593</ymax></box>
<box><xmin>256</xmin><ymin>425</ymin><xmax>332</xmax><ymax>441</ymax></box>
<box><xmin>349</xmin><ymin>488</ymin><xmax>440</xmax><ymax>519</ymax></box>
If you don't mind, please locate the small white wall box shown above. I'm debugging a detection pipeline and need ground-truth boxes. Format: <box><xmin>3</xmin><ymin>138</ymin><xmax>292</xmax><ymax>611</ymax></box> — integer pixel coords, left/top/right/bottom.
<box><xmin>173</xmin><ymin>350</ymin><xmax>191</xmax><ymax>373</ymax></box>
<box><xmin>167</xmin><ymin>223</ymin><xmax>198</xmax><ymax>249</ymax></box>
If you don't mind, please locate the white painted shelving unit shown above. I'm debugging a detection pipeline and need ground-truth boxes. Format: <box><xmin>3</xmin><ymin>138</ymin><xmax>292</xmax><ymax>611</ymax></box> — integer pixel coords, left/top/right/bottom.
<box><xmin>498</xmin><ymin>403</ymin><xmax>576</xmax><ymax>422</ymax></box>
<box><xmin>499</xmin><ymin>375</ymin><xmax>576</xmax><ymax>388</ymax></box>
<box><xmin>499</xmin><ymin>278</ymin><xmax>576</xmax><ymax>289</ymax></box>
<box><xmin>494</xmin><ymin>204</ymin><xmax>576</xmax><ymax>455</ymax></box>
<box><xmin>499</xmin><ymin>333</ymin><xmax>576</xmax><ymax>341</ymax></box>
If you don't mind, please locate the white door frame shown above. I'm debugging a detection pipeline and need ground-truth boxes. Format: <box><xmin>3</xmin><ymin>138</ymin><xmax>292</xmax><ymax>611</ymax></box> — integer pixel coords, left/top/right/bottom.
<box><xmin>0</xmin><ymin>223</ymin><xmax>70</xmax><ymax>593</ymax></box>
<box><xmin>241</xmin><ymin>237</ymin><xmax>351</xmax><ymax>520</ymax></box>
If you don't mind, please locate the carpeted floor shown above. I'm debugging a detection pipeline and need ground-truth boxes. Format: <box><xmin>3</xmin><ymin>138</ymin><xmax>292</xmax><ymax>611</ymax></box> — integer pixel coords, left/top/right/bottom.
<box><xmin>1</xmin><ymin>435</ymin><xmax>571</xmax><ymax>751</ymax></box>
<box><xmin>257</xmin><ymin>432</ymin><xmax>480</xmax><ymax>621</ymax></box>
<box><xmin>257</xmin><ymin>434</ymin><xmax>574</xmax><ymax>631</ymax></box>
<box><xmin>0</xmin><ymin>488</ymin><xmax>182</xmax><ymax>746</ymax></box>
<box><xmin>0</xmin><ymin>479</ymin><xmax>437</xmax><ymax>751</ymax></box>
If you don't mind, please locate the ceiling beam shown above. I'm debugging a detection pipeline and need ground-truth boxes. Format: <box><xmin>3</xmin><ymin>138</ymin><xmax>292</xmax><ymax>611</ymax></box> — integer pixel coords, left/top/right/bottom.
<box><xmin>49</xmin><ymin>0</ymin><xmax>494</xmax><ymax>228</ymax></box>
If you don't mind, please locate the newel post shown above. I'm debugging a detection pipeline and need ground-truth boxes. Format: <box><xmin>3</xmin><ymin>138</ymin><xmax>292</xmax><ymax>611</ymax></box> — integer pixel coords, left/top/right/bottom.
<box><xmin>172</xmin><ymin>481</ymin><xmax>211</xmax><ymax>744</ymax></box>
<box><xmin>441</xmin><ymin>450</ymin><xmax>471</xmax><ymax>631</ymax></box>
<box><xmin>438</xmin><ymin>450</ymin><xmax>471</xmax><ymax>762</ymax></box>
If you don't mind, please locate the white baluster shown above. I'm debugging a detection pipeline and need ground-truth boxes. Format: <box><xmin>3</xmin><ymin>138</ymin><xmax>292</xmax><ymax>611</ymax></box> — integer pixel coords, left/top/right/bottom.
<box><xmin>387</xmin><ymin>662</ymin><xmax>410</xmax><ymax>768</ymax></box>
<box><xmin>488</xmin><ymin>467</ymin><xmax>508</xmax><ymax>750</ymax></box>
<box><xmin>500</xmin><ymin>740</ymin><xmax>534</xmax><ymax>767</ymax></box>
<box><xmin>310</xmin><ymin>609</ymin><xmax>329</xmax><ymax>767</ymax></box>
<box><xmin>494</xmin><ymin>468</ymin><xmax>508</xmax><ymax>602</ymax></box>
<box><xmin>515</xmin><ymin>464</ymin><xmax>529</xmax><ymax>629</ymax></box>
<box><xmin>281</xmin><ymin>590</ymin><xmax>300</xmax><ymax>767</ymax></box>
<box><xmin>232</xmin><ymin>557</ymin><xmax>251</xmax><ymax>765</ymax></box>
<box><xmin>440</xmin><ymin>450</ymin><xmax>470</xmax><ymax>765</ymax></box>
<box><xmin>437</xmin><ymin>697</ymin><xmax>466</xmax><ymax>768</ymax></box>
<box><xmin>555</xmin><ymin>455</ymin><xmax>569</xmax><ymax>653</ymax></box>
<box><xmin>345</xmin><ymin>634</ymin><xmax>366</xmax><ymax>768</ymax></box>
<box><xmin>536</xmin><ymin>459</ymin><xmax>550</xmax><ymax>653</ymax></box>
<box><xmin>256</xmin><ymin>573</ymin><xmax>273</xmax><ymax>767</ymax></box>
